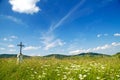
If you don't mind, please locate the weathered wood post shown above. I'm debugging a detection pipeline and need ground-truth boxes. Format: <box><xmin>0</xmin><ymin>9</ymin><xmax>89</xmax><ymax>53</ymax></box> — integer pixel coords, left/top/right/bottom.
<box><xmin>17</xmin><ymin>42</ymin><xmax>24</xmax><ymax>64</ymax></box>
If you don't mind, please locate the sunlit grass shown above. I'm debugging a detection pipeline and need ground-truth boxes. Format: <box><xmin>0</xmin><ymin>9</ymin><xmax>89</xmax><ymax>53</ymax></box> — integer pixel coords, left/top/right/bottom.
<box><xmin>0</xmin><ymin>56</ymin><xmax>120</xmax><ymax>80</ymax></box>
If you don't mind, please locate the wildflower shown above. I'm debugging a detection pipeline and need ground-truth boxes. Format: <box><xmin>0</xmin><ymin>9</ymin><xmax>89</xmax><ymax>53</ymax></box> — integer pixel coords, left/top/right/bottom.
<box><xmin>84</xmin><ymin>69</ymin><xmax>89</xmax><ymax>72</ymax></box>
<box><xmin>44</xmin><ymin>68</ymin><xmax>48</xmax><ymax>70</ymax></box>
<box><xmin>31</xmin><ymin>74</ymin><xmax>35</xmax><ymax>79</ymax></box>
<box><xmin>38</xmin><ymin>75</ymin><xmax>41</xmax><ymax>79</ymax></box>
<box><xmin>116</xmin><ymin>75</ymin><xmax>120</xmax><ymax>78</ymax></box>
<box><xmin>34</xmin><ymin>71</ymin><xmax>37</xmax><ymax>74</ymax></box>
<box><xmin>101</xmin><ymin>65</ymin><xmax>105</xmax><ymax>69</ymax></box>
<box><xmin>68</xmin><ymin>71</ymin><xmax>71</xmax><ymax>75</ymax></box>
<box><xmin>83</xmin><ymin>75</ymin><xmax>87</xmax><ymax>78</ymax></box>
<box><xmin>55</xmin><ymin>69</ymin><xmax>59</xmax><ymax>72</ymax></box>
<box><xmin>63</xmin><ymin>71</ymin><xmax>67</xmax><ymax>74</ymax></box>
<box><xmin>68</xmin><ymin>78</ymin><xmax>74</xmax><ymax>80</ymax></box>
<box><xmin>31</xmin><ymin>68</ymin><xmax>34</xmax><ymax>71</ymax></box>
<box><xmin>31</xmin><ymin>74</ymin><xmax>34</xmax><ymax>77</ymax></box>
<box><xmin>57</xmin><ymin>74</ymin><xmax>60</xmax><ymax>76</ymax></box>
<box><xmin>57</xmin><ymin>66</ymin><xmax>61</xmax><ymax>69</ymax></box>
<box><xmin>63</xmin><ymin>75</ymin><xmax>67</xmax><ymax>79</ymax></box>
<box><xmin>65</xmin><ymin>67</ymin><xmax>69</xmax><ymax>70</ymax></box>
<box><xmin>43</xmin><ymin>72</ymin><xmax>46</xmax><ymax>75</ymax></box>
<box><xmin>96</xmin><ymin>77</ymin><xmax>100</xmax><ymax>80</ymax></box>
<box><xmin>41</xmin><ymin>66</ymin><xmax>43</xmax><ymax>68</ymax></box>
<box><xmin>111</xmin><ymin>69</ymin><xmax>114</xmax><ymax>71</ymax></box>
<box><xmin>79</xmin><ymin>74</ymin><xmax>85</xmax><ymax>80</ymax></box>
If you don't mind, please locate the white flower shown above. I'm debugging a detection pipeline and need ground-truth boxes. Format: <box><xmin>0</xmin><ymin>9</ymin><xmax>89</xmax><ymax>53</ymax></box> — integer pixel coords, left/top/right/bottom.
<box><xmin>79</xmin><ymin>74</ymin><xmax>84</xmax><ymax>80</ymax></box>
<box><xmin>63</xmin><ymin>75</ymin><xmax>67</xmax><ymax>79</ymax></box>
<box><xmin>57</xmin><ymin>74</ymin><xmax>60</xmax><ymax>76</ymax></box>
<box><xmin>31</xmin><ymin>68</ymin><xmax>34</xmax><ymax>70</ymax></box>
<box><xmin>84</xmin><ymin>69</ymin><xmax>89</xmax><ymax>72</ymax></box>
<box><xmin>68</xmin><ymin>78</ymin><xmax>74</xmax><ymax>80</ymax></box>
<box><xmin>96</xmin><ymin>77</ymin><xmax>100</xmax><ymax>79</ymax></box>
<box><xmin>65</xmin><ymin>67</ymin><xmax>69</xmax><ymax>70</ymax></box>
<box><xmin>34</xmin><ymin>71</ymin><xmax>37</xmax><ymax>74</ymax></box>
<box><xmin>83</xmin><ymin>75</ymin><xmax>87</xmax><ymax>78</ymax></box>
<box><xmin>116</xmin><ymin>75</ymin><xmax>120</xmax><ymax>78</ymax></box>
<box><xmin>101</xmin><ymin>65</ymin><xmax>105</xmax><ymax>69</ymax></box>
<box><xmin>38</xmin><ymin>75</ymin><xmax>41</xmax><ymax>79</ymax></box>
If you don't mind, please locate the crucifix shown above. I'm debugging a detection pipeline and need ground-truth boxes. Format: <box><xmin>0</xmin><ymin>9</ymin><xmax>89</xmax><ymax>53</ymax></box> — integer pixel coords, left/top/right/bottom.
<box><xmin>17</xmin><ymin>42</ymin><xmax>24</xmax><ymax>54</ymax></box>
<box><xmin>17</xmin><ymin>42</ymin><xmax>25</xmax><ymax>64</ymax></box>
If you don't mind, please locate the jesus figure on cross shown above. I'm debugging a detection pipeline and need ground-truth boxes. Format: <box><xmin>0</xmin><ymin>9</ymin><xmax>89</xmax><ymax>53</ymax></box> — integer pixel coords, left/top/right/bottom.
<box><xmin>17</xmin><ymin>42</ymin><xmax>24</xmax><ymax>64</ymax></box>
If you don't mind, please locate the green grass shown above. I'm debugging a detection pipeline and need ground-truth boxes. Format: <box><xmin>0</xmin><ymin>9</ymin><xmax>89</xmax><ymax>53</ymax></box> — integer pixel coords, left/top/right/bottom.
<box><xmin>0</xmin><ymin>56</ymin><xmax>120</xmax><ymax>80</ymax></box>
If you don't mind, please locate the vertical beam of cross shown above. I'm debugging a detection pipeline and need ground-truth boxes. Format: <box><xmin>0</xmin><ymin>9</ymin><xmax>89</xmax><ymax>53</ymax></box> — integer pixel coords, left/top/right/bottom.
<box><xmin>17</xmin><ymin>42</ymin><xmax>24</xmax><ymax>54</ymax></box>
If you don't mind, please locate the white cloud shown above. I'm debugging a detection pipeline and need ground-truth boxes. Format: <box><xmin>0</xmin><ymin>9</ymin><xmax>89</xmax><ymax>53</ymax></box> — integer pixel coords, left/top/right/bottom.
<box><xmin>0</xmin><ymin>48</ymin><xmax>5</xmax><ymax>50</ymax></box>
<box><xmin>23</xmin><ymin>46</ymin><xmax>41</xmax><ymax>51</ymax></box>
<box><xmin>114</xmin><ymin>33</ymin><xmax>120</xmax><ymax>37</ymax></box>
<box><xmin>104</xmin><ymin>34</ymin><xmax>108</xmax><ymax>36</ymax></box>
<box><xmin>28</xmin><ymin>53</ymin><xmax>41</xmax><ymax>56</ymax></box>
<box><xmin>111</xmin><ymin>42</ymin><xmax>120</xmax><ymax>46</ymax></box>
<box><xmin>69</xmin><ymin>42</ymin><xmax>120</xmax><ymax>54</ymax></box>
<box><xmin>97</xmin><ymin>34</ymin><xmax>102</xmax><ymax>38</ymax></box>
<box><xmin>9</xmin><ymin>35</ymin><xmax>18</xmax><ymax>41</ymax></box>
<box><xmin>97</xmin><ymin>34</ymin><xmax>108</xmax><ymax>38</ymax></box>
<box><xmin>3</xmin><ymin>38</ymin><xmax>7</xmax><ymax>41</ymax></box>
<box><xmin>9</xmin><ymin>0</ymin><xmax>40</xmax><ymax>14</ymax></box>
<box><xmin>69</xmin><ymin>49</ymin><xmax>91</xmax><ymax>54</ymax></box>
<box><xmin>8</xmin><ymin>44</ymin><xmax>15</xmax><ymax>48</ymax></box>
<box><xmin>93</xmin><ymin>44</ymin><xmax>110</xmax><ymax>51</ymax></box>
<box><xmin>3</xmin><ymin>35</ymin><xmax>18</xmax><ymax>42</ymax></box>
<box><xmin>9</xmin><ymin>49</ymin><xmax>16</xmax><ymax>52</ymax></box>
<box><xmin>10</xmin><ymin>35</ymin><xmax>18</xmax><ymax>39</ymax></box>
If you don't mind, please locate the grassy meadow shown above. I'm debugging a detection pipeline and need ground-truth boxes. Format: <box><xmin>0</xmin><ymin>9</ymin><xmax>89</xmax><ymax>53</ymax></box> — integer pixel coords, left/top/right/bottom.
<box><xmin>0</xmin><ymin>56</ymin><xmax>120</xmax><ymax>80</ymax></box>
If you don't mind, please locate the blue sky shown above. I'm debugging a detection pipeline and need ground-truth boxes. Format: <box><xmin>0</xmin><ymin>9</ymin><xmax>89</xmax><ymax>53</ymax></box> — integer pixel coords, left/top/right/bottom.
<box><xmin>0</xmin><ymin>0</ymin><xmax>120</xmax><ymax>56</ymax></box>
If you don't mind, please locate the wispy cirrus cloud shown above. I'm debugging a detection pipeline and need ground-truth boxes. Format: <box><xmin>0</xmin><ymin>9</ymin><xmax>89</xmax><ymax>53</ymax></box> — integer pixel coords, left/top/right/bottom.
<box><xmin>0</xmin><ymin>15</ymin><xmax>20</xmax><ymax>23</ymax></box>
<box><xmin>49</xmin><ymin>0</ymin><xmax>85</xmax><ymax>32</ymax></box>
<box><xmin>40</xmin><ymin>33</ymin><xmax>65</xmax><ymax>50</ymax></box>
<box><xmin>40</xmin><ymin>0</ymin><xmax>85</xmax><ymax>51</ymax></box>
<box><xmin>44</xmin><ymin>39</ymin><xmax>65</xmax><ymax>50</ymax></box>
<box><xmin>9</xmin><ymin>0</ymin><xmax>40</xmax><ymax>14</ymax></box>
<box><xmin>6</xmin><ymin>15</ymin><xmax>23</xmax><ymax>24</ymax></box>
<box><xmin>49</xmin><ymin>0</ymin><xmax>115</xmax><ymax>32</ymax></box>
<box><xmin>0</xmin><ymin>15</ymin><xmax>28</xmax><ymax>26</ymax></box>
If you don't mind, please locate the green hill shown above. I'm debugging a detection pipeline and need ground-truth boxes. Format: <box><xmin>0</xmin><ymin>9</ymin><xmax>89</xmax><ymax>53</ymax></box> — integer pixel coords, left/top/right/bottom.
<box><xmin>44</xmin><ymin>54</ymin><xmax>69</xmax><ymax>59</ymax></box>
<box><xmin>0</xmin><ymin>54</ymin><xmax>30</xmax><ymax>58</ymax></box>
<box><xmin>76</xmin><ymin>52</ymin><xmax>110</xmax><ymax>57</ymax></box>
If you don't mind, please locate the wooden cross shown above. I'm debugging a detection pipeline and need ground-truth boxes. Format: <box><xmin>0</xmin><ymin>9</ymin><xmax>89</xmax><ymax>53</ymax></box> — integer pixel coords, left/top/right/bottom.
<box><xmin>17</xmin><ymin>42</ymin><xmax>24</xmax><ymax>54</ymax></box>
